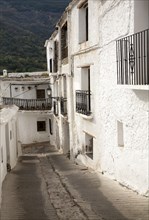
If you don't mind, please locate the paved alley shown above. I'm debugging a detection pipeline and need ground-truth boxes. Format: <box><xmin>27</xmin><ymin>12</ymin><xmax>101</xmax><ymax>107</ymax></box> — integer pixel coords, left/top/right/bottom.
<box><xmin>0</xmin><ymin>144</ymin><xmax>148</xmax><ymax>220</ymax></box>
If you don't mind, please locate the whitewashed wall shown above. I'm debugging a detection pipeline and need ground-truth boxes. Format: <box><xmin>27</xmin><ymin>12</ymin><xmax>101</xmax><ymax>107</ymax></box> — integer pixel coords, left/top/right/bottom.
<box><xmin>46</xmin><ymin>25</ymin><xmax>71</xmax><ymax>154</ymax></box>
<box><xmin>0</xmin><ymin>123</ymin><xmax>7</xmax><ymax>206</ymax></box>
<box><xmin>46</xmin><ymin>33</ymin><xmax>59</xmax><ymax>74</ymax></box>
<box><xmin>17</xmin><ymin>111</ymin><xmax>51</xmax><ymax>145</ymax></box>
<box><xmin>69</xmin><ymin>0</ymin><xmax>99</xmax><ymax>55</ymax></box>
<box><xmin>68</xmin><ymin>0</ymin><xmax>149</xmax><ymax>196</ymax></box>
<box><xmin>95</xmin><ymin>0</ymin><xmax>149</xmax><ymax>196</ymax></box>
<box><xmin>0</xmin><ymin>80</ymin><xmax>49</xmax><ymax>100</ymax></box>
<box><xmin>0</xmin><ymin>105</ymin><xmax>18</xmax><ymax>205</ymax></box>
<box><xmin>44</xmin><ymin>0</ymin><xmax>148</xmax><ymax>195</ymax></box>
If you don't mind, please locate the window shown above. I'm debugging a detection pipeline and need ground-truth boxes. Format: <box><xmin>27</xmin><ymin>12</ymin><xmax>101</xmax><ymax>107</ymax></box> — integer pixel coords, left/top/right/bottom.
<box><xmin>61</xmin><ymin>22</ymin><xmax>68</xmax><ymax>60</ymax></box>
<box><xmin>78</xmin><ymin>0</ymin><xmax>88</xmax><ymax>43</ymax></box>
<box><xmin>76</xmin><ymin>67</ymin><xmax>91</xmax><ymax>115</ymax></box>
<box><xmin>49</xmin><ymin>119</ymin><xmax>53</xmax><ymax>135</ymax></box>
<box><xmin>117</xmin><ymin>121</ymin><xmax>124</xmax><ymax>147</ymax></box>
<box><xmin>1</xmin><ymin>147</ymin><xmax>3</xmax><ymax>163</ymax></box>
<box><xmin>53</xmin><ymin>40</ymin><xmax>58</xmax><ymax>72</ymax></box>
<box><xmin>116</xmin><ymin>29</ymin><xmax>149</xmax><ymax>86</ymax></box>
<box><xmin>85</xmin><ymin>133</ymin><xmax>93</xmax><ymax>159</ymax></box>
<box><xmin>36</xmin><ymin>89</ymin><xmax>45</xmax><ymax>99</ymax></box>
<box><xmin>50</xmin><ymin>59</ymin><xmax>53</xmax><ymax>73</ymax></box>
<box><xmin>62</xmin><ymin>76</ymin><xmax>67</xmax><ymax>98</ymax></box>
<box><xmin>37</xmin><ymin>121</ymin><xmax>46</xmax><ymax>132</ymax></box>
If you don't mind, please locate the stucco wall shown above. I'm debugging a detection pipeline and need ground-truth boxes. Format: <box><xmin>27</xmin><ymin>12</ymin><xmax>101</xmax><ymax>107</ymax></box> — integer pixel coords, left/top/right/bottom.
<box><xmin>0</xmin><ymin>105</ymin><xmax>18</xmax><ymax>205</ymax></box>
<box><xmin>45</xmin><ymin>0</ymin><xmax>148</xmax><ymax>195</ymax></box>
<box><xmin>69</xmin><ymin>0</ymin><xmax>149</xmax><ymax>196</ymax></box>
<box><xmin>46</xmin><ymin>28</ymin><xmax>71</xmax><ymax>154</ymax></box>
<box><xmin>17</xmin><ymin>111</ymin><xmax>51</xmax><ymax>145</ymax></box>
<box><xmin>0</xmin><ymin>123</ymin><xmax>7</xmax><ymax>206</ymax></box>
<box><xmin>48</xmin><ymin>115</ymin><xmax>60</xmax><ymax>149</ymax></box>
<box><xmin>69</xmin><ymin>0</ymin><xmax>99</xmax><ymax>55</ymax></box>
<box><xmin>46</xmin><ymin>33</ymin><xmax>59</xmax><ymax>74</ymax></box>
<box><xmin>96</xmin><ymin>0</ymin><xmax>148</xmax><ymax>196</ymax></box>
<box><xmin>0</xmin><ymin>80</ymin><xmax>49</xmax><ymax>100</ymax></box>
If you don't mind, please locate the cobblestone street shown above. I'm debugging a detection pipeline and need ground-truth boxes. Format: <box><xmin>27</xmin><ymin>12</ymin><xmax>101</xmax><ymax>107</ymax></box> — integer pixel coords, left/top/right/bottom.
<box><xmin>0</xmin><ymin>144</ymin><xmax>148</xmax><ymax>220</ymax></box>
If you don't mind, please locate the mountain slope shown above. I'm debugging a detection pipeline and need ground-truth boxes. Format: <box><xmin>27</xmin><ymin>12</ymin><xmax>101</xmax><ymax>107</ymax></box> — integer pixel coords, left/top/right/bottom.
<box><xmin>0</xmin><ymin>0</ymin><xmax>71</xmax><ymax>73</ymax></box>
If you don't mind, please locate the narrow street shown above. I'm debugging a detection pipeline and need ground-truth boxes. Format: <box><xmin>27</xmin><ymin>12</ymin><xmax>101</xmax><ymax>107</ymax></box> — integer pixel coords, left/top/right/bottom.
<box><xmin>0</xmin><ymin>144</ymin><xmax>148</xmax><ymax>220</ymax></box>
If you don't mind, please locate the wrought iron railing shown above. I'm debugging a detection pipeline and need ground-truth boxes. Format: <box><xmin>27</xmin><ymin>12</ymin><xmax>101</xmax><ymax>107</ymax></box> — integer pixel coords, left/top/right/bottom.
<box><xmin>116</xmin><ymin>29</ymin><xmax>149</xmax><ymax>85</ymax></box>
<box><xmin>60</xmin><ymin>98</ymin><xmax>67</xmax><ymax>116</ymax></box>
<box><xmin>76</xmin><ymin>90</ymin><xmax>91</xmax><ymax>115</ymax></box>
<box><xmin>3</xmin><ymin>97</ymin><xmax>52</xmax><ymax>110</ymax></box>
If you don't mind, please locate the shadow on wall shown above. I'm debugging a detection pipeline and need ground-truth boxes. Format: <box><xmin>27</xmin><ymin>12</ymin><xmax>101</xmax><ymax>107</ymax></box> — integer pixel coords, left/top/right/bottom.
<box><xmin>133</xmin><ymin>90</ymin><xmax>149</xmax><ymax>103</ymax></box>
<box><xmin>56</xmin><ymin>122</ymin><xmax>60</xmax><ymax>150</ymax></box>
<box><xmin>134</xmin><ymin>0</ymin><xmax>149</xmax><ymax>33</ymax></box>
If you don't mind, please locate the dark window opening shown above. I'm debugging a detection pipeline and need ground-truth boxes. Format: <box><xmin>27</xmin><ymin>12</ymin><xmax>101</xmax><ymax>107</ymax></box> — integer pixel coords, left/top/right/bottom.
<box><xmin>50</xmin><ymin>59</ymin><xmax>53</xmax><ymax>73</ymax></box>
<box><xmin>85</xmin><ymin>134</ymin><xmax>93</xmax><ymax>159</ymax></box>
<box><xmin>78</xmin><ymin>1</ymin><xmax>89</xmax><ymax>43</ymax></box>
<box><xmin>61</xmin><ymin>22</ymin><xmax>68</xmax><ymax>60</ymax></box>
<box><xmin>49</xmin><ymin>119</ymin><xmax>53</xmax><ymax>135</ymax></box>
<box><xmin>86</xmin><ymin>6</ymin><xmax>88</xmax><ymax>41</ymax></box>
<box><xmin>54</xmin><ymin>41</ymin><xmax>58</xmax><ymax>72</ymax></box>
<box><xmin>37</xmin><ymin>121</ymin><xmax>46</xmax><ymax>132</ymax></box>
<box><xmin>87</xmin><ymin>68</ymin><xmax>91</xmax><ymax>112</ymax></box>
<box><xmin>36</xmin><ymin>89</ymin><xmax>45</xmax><ymax>99</ymax></box>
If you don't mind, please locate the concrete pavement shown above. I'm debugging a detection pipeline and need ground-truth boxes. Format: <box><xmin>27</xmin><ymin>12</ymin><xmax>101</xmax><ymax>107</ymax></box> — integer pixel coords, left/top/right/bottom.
<box><xmin>0</xmin><ymin>155</ymin><xmax>59</xmax><ymax>220</ymax></box>
<box><xmin>0</xmin><ymin>143</ymin><xmax>148</xmax><ymax>220</ymax></box>
<box><xmin>48</xmin><ymin>154</ymin><xmax>149</xmax><ymax>220</ymax></box>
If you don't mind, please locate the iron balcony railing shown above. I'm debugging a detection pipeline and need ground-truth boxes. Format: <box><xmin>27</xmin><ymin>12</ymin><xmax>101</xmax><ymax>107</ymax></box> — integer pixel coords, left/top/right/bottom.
<box><xmin>76</xmin><ymin>90</ymin><xmax>91</xmax><ymax>116</ymax></box>
<box><xmin>116</xmin><ymin>29</ymin><xmax>149</xmax><ymax>85</ymax></box>
<box><xmin>60</xmin><ymin>98</ymin><xmax>67</xmax><ymax>116</ymax></box>
<box><xmin>3</xmin><ymin>97</ymin><xmax>52</xmax><ymax>110</ymax></box>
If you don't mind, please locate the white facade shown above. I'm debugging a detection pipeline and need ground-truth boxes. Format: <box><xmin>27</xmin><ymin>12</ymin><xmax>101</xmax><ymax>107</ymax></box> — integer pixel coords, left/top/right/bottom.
<box><xmin>46</xmin><ymin>0</ymin><xmax>149</xmax><ymax>196</ymax></box>
<box><xmin>0</xmin><ymin>105</ymin><xmax>18</xmax><ymax>205</ymax></box>
<box><xmin>45</xmin><ymin>18</ymin><xmax>70</xmax><ymax>155</ymax></box>
<box><xmin>17</xmin><ymin>111</ymin><xmax>52</xmax><ymax>145</ymax></box>
<box><xmin>0</xmin><ymin>72</ymin><xmax>53</xmax><ymax>145</ymax></box>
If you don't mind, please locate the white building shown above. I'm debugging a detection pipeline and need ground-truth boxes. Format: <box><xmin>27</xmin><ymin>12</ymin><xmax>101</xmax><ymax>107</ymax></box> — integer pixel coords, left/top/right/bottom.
<box><xmin>0</xmin><ymin>71</ymin><xmax>57</xmax><ymax>206</ymax></box>
<box><xmin>45</xmin><ymin>0</ymin><xmax>149</xmax><ymax>196</ymax></box>
<box><xmin>45</xmin><ymin>16</ymin><xmax>70</xmax><ymax>154</ymax></box>
<box><xmin>0</xmin><ymin>71</ymin><xmax>53</xmax><ymax>145</ymax></box>
<box><xmin>0</xmin><ymin>105</ymin><xmax>18</xmax><ymax>205</ymax></box>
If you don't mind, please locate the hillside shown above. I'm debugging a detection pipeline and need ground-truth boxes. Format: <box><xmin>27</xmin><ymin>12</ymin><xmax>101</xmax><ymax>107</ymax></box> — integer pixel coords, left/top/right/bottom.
<box><xmin>0</xmin><ymin>0</ymin><xmax>71</xmax><ymax>73</ymax></box>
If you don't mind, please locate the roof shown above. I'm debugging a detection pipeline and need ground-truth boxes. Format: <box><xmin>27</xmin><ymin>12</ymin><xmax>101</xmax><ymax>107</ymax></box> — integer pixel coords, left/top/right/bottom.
<box><xmin>0</xmin><ymin>71</ymin><xmax>50</xmax><ymax>82</ymax></box>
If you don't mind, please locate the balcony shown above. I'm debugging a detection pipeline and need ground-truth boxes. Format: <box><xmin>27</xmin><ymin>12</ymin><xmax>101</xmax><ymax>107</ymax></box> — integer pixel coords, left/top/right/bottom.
<box><xmin>60</xmin><ymin>98</ymin><xmax>67</xmax><ymax>116</ymax></box>
<box><xmin>2</xmin><ymin>97</ymin><xmax>52</xmax><ymax>111</ymax></box>
<box><xmin>116</xmin><ymin>29</ymin><xmax>149</xmax><ymax>87</ymax></box>
<box><xmin>76</xmin><ymin>90</ymin><xmax>91</xmax><ymax>116</ymax></box>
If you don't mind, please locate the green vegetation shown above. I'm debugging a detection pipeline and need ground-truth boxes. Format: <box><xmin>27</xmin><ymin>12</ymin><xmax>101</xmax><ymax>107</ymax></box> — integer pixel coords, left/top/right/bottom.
<box><xmin>0</xmin><ymin>0</ymin><xmax>71</xmax><ymax>73</ymax></box>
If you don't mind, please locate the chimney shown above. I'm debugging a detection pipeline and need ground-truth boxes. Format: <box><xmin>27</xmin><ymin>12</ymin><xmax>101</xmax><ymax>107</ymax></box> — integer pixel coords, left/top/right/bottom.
<box><xmin>3</xmin><ymin>69</ymin><xmax>7</xmax><ymax>77</ymax></box>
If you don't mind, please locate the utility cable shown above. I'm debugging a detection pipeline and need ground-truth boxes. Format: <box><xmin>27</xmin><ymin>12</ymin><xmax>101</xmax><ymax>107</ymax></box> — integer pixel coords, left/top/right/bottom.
<box><xmin>0</xmin><ymin>75</ymin><xmax>58</xmax><ymax>104</ymax></box>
